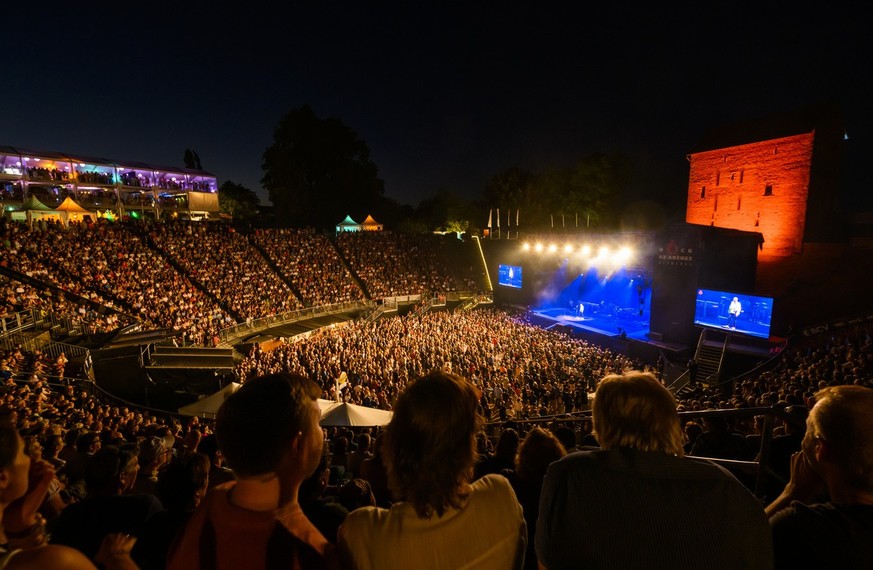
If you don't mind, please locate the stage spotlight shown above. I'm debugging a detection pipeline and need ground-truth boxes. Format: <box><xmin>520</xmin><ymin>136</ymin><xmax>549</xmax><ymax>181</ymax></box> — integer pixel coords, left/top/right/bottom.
<box><xmin>534</xmin><ymin>243</ymin><xmax>544</xmax><ymax>252</ymax></box>
<box><xmin>598</xmin><ymin>246</ymin><xmax>610</xmax><ymax>257</ymax></box>
<box><xmin>581</xmin><ymin>245</ymin><xmax>591</xmax><ymax>256</ymax></box>
<box><xmin>522</xmin><ymin>242</ymin><xmax>530</xmax><ymax>251</ymax></box>
<box><xmin>564</xmin><ymin>244</ymin><xmax>573</xmax><ymax>253</ymax></box>
<box><xmin>548</xmin><ymin>244</ymin><xmax>558</xmax><ymax>253</ymax></box>
<box><xmin>618</xmin><ymin>246</ymin><xmax>633</xmax><ymax>263</ymax></box>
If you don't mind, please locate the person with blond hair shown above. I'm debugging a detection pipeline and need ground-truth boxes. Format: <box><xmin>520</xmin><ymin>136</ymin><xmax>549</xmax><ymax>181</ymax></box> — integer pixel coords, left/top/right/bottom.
<box><xmin>536</xmin><ymin>371</ymin><xmax>772</xmax><ymax>569</ymax></box>
<box><xmin>337</xmin><ymin>370</ymin><xmax>526</xmax><ymax>569</ymax></box>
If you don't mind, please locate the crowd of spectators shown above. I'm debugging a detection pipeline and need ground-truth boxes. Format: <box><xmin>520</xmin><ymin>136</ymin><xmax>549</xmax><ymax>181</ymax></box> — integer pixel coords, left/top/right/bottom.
<box><xmin>1</xmin><ymin>220</ymin><xmax>232</xmax><ymax>346</ymax></box>
<box><xmin>2</xmin><ymin>213</ymin><xmax>872</xmax><ymax>566</ymax></box>
<box><xmin>335</xmin><ymin>231</ymin><xmax>471</xmax><ymax>298</ymax></box>
<box><xmin>1</xmin><ymin>275</ymin><xmax>126</xmax><ymax>335</ymax></box>
<box><xmin>251</xmin><ymin>228</ymin><xmax>366</xmax><ymax>306</ymax></box>
<box><xmin>234</xmin><ymin>306</ymin><xmax>641</xmax><ymax>421</ymax></box>
<box><xmin>2</xmin><ymin>219</ymin><xmax>482</xmax><ymax>347</ymax></box>
<box><xmin>149</xmin><ymin>221</ymin><xmax>304</xmax><ymax>321</ymax></box>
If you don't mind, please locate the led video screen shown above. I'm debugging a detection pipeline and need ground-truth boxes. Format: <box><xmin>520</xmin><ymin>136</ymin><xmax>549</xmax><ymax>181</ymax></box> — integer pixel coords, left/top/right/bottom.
<box><xmin>694</xmin><ymin>288</ymin><xmax>774</xmax><ymax>339</ymax></box>
<box><xmin>498</xmin><ymin>264</ymin><xmax>523</xmax><ymax>288</ymax></box>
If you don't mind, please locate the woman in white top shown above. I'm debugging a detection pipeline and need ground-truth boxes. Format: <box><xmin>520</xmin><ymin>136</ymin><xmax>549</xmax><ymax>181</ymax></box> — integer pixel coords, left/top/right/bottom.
<box><xmin>338</xmin><ymin>370</ymin><xmax>526</xmax><ymax>570</ymax></box>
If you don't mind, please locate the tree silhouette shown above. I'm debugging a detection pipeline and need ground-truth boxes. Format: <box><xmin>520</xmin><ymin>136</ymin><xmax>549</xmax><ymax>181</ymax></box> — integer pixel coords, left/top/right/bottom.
<box><xmin>261</xmin><ymin>105</ymin><xmax>384</xmax><ymax>229</ymax></box>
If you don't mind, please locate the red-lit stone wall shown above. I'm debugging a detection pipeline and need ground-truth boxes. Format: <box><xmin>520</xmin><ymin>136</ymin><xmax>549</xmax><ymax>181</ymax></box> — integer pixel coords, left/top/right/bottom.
<box><xmin>686</xmin><ymin>132</ymin><xmax>815</xmax><ymax>260</ymax></box>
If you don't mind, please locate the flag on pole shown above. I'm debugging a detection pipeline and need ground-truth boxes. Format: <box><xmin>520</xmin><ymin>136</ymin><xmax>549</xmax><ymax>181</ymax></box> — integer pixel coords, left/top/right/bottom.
<box><xmin>488</xmin><ymin>209</ymin><xmax>492</xmax><ymax>228</ymax></box>
<box><xmin>516</xmin><ymin>209</ymin><xmax>519</xmax><ymax>226</ymax></box>
<box><xmin>497</xmin><ymin>208</ymin><xmax>500</xmax><ymax>228</ymax></box>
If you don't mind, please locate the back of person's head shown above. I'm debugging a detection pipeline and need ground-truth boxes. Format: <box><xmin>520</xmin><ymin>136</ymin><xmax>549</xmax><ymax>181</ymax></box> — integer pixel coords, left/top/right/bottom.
<box><xmin>592</xmin><ymin>371</ymin><xmax>684</xmax><ymax>456</ymax></box>
<box><xmin>338</xmin><ymin>478</ymin><xmax>375</xmax><ymax>512</ymax></box>
<box><xmin>809</xmin><ymin>385</ymin><xmax>873</xmax><ymax>492</ymax></box>
<box><xmin>383</xmin><ymin>370</ymin><xmax>481</xmax><ymax>518</ymax></box>
<box><xmin>783</xmin><ymin>405</ymin><xmax>809</xmax><ymax>435</ymax></box>
<box><xmin>197</xmin><ymin>433</ymin><xmax>220</xmax><ymax>465</ymax></box>
<box><xmin>552</xmin><ymin>425</ymin><xmax>577</xmax><ymax>451</ymax></box>
<box><xmin>299</xmin><ymin>448</ymin><xmax>332</xmax><ymax>500</ymax></box>
<box><xmin>355</xmin><ymin>432</ymin><xmax>371</xmax><ymax>452</ymax></box>
<box><xmin>85</xmin><ymin>444</ymin><xmax>140</xmax><ymax>495</ymax></box>
<box><xmin>76</xmin><ymin>431</ymin><xmax>100</xmax><ymax>453</ymax></box>
<box><xmin>138</xmin><ymin>435</ymin><xmax>167</xmax><ymax>467</ymax></box>
<box><xmin>515</xmin><ymin>427</ymin><xmax>567</xmax><ymax>482</ymax></box>
<box><xmin>493</xmin><ymin>428</ymin><xmax>520</xmax><ymax>462</ymax></box>
<box><xmin>156</xmin><ymin>450</ymin><xmax>210</xmax><ymax>512</ymax></box>
<box><xmin>216</xmin><ymin>372</ymin><xmax>320</xmax><ymax>478</ymax></box>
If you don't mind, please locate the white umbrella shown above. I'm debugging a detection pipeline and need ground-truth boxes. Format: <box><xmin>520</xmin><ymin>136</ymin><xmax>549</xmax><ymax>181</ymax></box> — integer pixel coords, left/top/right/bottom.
<box><xmin>320</xmin><ymin>402</ymin><xmax>393</xmax><ymax>427</ymax></box>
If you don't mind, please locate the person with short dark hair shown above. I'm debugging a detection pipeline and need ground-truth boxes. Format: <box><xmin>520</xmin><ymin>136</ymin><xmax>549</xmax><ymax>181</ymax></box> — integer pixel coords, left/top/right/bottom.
<box><xmin>136</xmin><ymin>450</ymin><xmax>210</xmax><ymax>570</ymax></box>
<box><xmin>338</xmin><ymin>370</ymin><xmax>526</xmax><ymax>569</ymax></box>
<box><xmin>51</xmin><ymin>443</ymin><xmax>162</xmax><ymax>562</ymax></box>
<box><xmin>536</xmin><ymin>371</ymin><xmax>773</xmax><ymax>569</ymax></box>
<box><xmin>166</xmin><ymin>373</ymin><xmax>336</xmax><ymax>569</ymax></box>
<box><xmin>766</xmin><ymin>385</ymin><xmax>873</xmax><ymax>568</ymax></box>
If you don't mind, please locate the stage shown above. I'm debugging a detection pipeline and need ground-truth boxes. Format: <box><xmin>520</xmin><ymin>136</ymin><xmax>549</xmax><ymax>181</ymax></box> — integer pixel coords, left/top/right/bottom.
<box><xmin>524</xmin><ymin>305</ymin><xmax>693</xmax><ymax>364</ymax></box>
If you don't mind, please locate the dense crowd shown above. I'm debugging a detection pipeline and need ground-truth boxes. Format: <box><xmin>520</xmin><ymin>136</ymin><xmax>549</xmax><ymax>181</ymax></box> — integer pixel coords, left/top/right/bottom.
<box><xmin>1</xmin><ymin>215</ymin><xmax>871</xmax><ymax>568</ymax></box>
<box><xmin>235</xmin><ymin>307</ymin><xmax>641</xmax><ymax>420</ymax></box>
<box><xmin>2</xmin><ymin>219</ymin><xmax>482</xmax><ymax>347</ymax></box>
<box><xmin>335</xmin><ymin>231</ymin><xmax>472</xmax><ymax>298</ymax></box>
<box><xmin>251</xmin><ymin>228</ymin><xmax>366</xmax><ymax>306</ymax></box>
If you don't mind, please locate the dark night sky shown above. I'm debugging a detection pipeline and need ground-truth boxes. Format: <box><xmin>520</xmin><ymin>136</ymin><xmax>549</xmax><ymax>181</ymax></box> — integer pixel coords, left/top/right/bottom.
<box><xmin>4</xmin><ymin>3</ymin><xmax>870</xmax><ymax>218</ymax></box>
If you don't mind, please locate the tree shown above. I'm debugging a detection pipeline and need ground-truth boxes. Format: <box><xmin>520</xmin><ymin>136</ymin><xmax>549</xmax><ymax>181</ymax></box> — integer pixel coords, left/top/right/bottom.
<box><xmin>219</xmin><ymin>180</ymin><xmax>260</xmax><ymax>222</ymax></box>
<box><xmin>183</xmin><ymin>149</ymin><xmax>202</xmax><ymax>170</ymax></box>
<box><xmin>561</xmin><ymin>153</ymin><xmax>629</xmax><ymax>229</ymax></box>
<box><xmin>415</xmin><ymin>190</ymin><xmax>476</xmax><ymax>234</ymax></box>
<box><xmin>261</xmin><ymin>105</ymin><xmax>385</xmax><ymax>230</ymax></box>
<box><xmin>483</xmin><ymin>167</ymin><xmax>549</xmax><ymax>230</ymax></box>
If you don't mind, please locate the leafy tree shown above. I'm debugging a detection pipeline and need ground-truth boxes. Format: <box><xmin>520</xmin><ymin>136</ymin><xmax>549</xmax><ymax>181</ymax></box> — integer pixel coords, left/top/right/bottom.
<box><xmin>218</xmin><ymin>180</ymin><xmax>260</xmax><ymax>222</ymax></box>
<box><xmin>183</xmin><ymin>149</ymin><xmax>202</xmax><ymax>170</ymax></box>
<box><xmin>415</xmin><ymin>190</ymin><xmax>476</xmax><ymax>233</ymax></box>
<box><xmin>564</xmin><ymin>153</ymin><xmax>629</xmax><ymax>229</ymax></box>
<box><xmin>483</xmin><ymin>154</ymin><xmax>631</xmax><ymax>232</ymax></box>
<box><xmin>261</xmin><ymin>105</ymin><xmax>384</xmax><ymax>230</ymax></box>
<box><xmin>483</xmin><ymin>167</ymin><xmax>543</xmax><ymax>228</ymax></box>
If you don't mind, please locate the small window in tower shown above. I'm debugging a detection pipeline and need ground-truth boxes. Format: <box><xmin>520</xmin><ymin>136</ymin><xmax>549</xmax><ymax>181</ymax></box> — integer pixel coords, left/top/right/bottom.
<box><xmin>716</xmin><ymin>172</ymin><xmax>720</xmax><ymax>185</ymax></box>
<box><xmin>701</xmin><ymin>187</ymin><xmax>706</xmax><ymax>199</ymax></box>
<box><xmin>764</xmin><ymin>185</ymin><xmax>773</xmax><ymax>196</ymax></box>
<box><xmin>740</xmin><ymin>170</ymin><xmax>744</xmax><ymax>183</ymax></box>
<box><xmin>714</xmin><ymin>196</ymin><xmax>718</xmax><ymax>211</ymax></box>
<box><xmin>737</xmin><ymin>196</ymin><xmax>741</xmax><ymax>210</ymax></box>
<box><xmin>731</xmin><ymin>173</ymin><xmax>735</xmax><ymax>181</ymax></box>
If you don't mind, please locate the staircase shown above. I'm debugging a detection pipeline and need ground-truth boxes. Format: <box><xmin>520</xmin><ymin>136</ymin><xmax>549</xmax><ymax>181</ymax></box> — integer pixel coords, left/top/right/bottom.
<box><xmin>693</xmin><ymin>329</ymin><xmax>729</xmax><ymax>386</ymax></box>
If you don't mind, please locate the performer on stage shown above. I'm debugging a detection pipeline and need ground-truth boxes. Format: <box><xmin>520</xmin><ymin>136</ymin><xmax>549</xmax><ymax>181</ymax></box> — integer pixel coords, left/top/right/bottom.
<box><xmin>727</xmin><ymin>297</ymin><xmax>741</xmax><ymax>329</ymax></box>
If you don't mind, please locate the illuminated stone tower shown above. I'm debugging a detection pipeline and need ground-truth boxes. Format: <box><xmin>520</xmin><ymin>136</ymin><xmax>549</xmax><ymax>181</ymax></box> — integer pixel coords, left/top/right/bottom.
<box><xmin>685</xmin><ymin>104</ymin><xmax>845</xmax><ymax>261</ymax></box>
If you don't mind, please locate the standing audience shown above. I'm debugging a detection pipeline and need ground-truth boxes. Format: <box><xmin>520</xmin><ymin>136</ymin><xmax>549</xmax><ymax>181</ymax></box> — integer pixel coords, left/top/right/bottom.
<box><xmin>166</xmin><ymin>373</ymin><xmax>336</xmax><ymax>569</ymax></box>
<box><xmin>338</xmin><ymin>370</ymin><xmax>526</xmax><ymax>569</ymax></box>
<box><xmin>536</xmin><ymin>371</ymin><xmax>773</xmax><ymax>569</ymax></box>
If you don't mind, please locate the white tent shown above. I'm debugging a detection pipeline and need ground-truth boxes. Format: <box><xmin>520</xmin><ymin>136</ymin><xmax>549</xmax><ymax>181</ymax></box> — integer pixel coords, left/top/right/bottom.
<box><xmin>178</xmin><ymin>382</ymin><xmax>241</xmax><ymax>418</ymax></box>
<box><xmin>320</xmin><ymin>402</ymin><xmax>393</xmax><ymax>427</ymax></box>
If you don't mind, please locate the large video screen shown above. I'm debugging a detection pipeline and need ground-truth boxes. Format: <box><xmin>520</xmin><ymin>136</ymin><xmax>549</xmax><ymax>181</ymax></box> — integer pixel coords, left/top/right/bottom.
<box><xmin>498</xmin><ymin>264</ymin><xmax>522</xmax><ymax>288</ymax></box>
<box><xmin>694</xmin><ymin>289</ymin><xmax>774</xmax><ymax>339</ymax></box>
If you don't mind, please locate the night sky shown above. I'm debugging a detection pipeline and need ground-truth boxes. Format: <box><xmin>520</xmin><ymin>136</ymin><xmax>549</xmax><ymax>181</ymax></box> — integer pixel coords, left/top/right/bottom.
<box><xmin>4</xmin><ymin>4</ymin><xmax>869</xmax><ymax>218</ymax></box>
